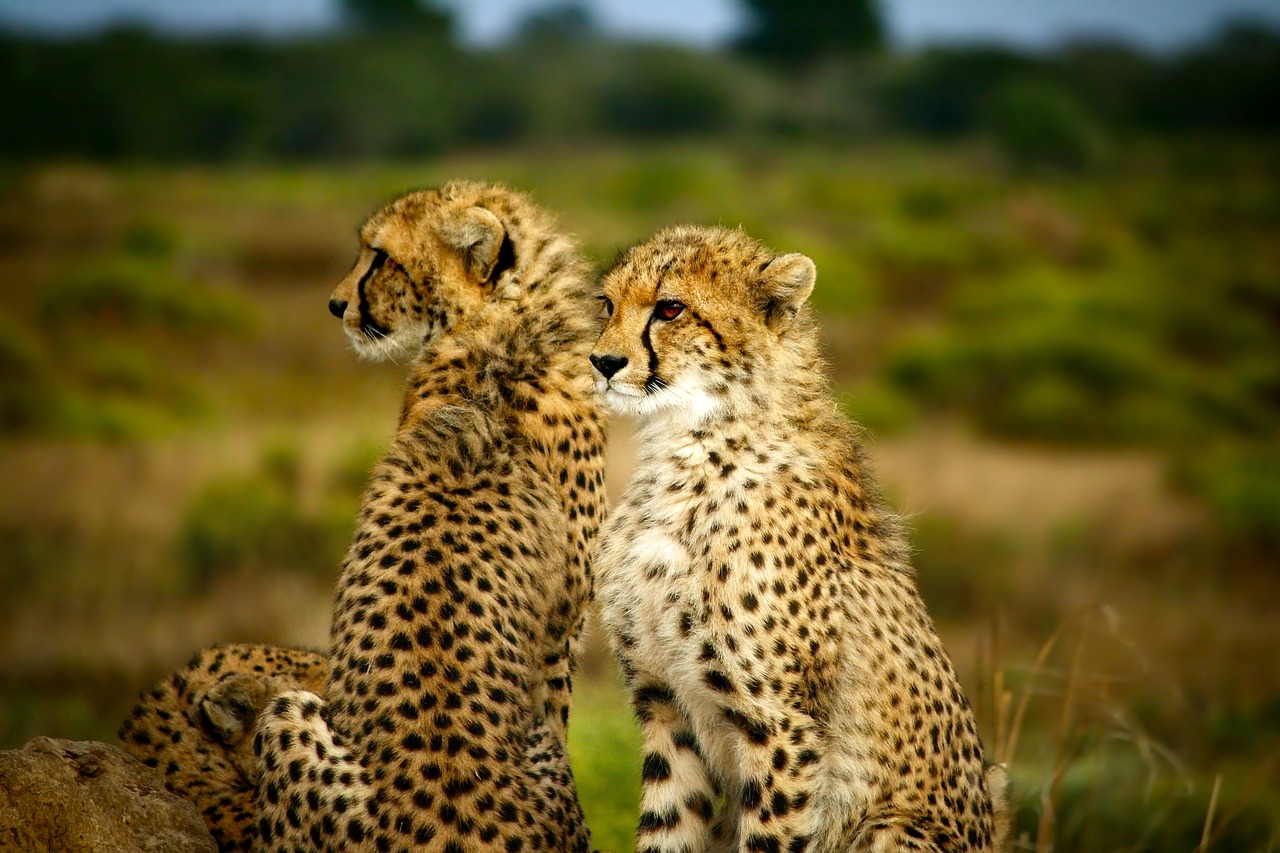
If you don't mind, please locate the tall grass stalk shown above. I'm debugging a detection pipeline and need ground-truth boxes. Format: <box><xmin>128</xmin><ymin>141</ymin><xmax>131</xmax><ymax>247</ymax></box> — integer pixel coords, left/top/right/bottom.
<box><xmin>1034</xmin><ymin>612</ymin><xmax>1089</xmax><ymax>853</ymax></box>
<box><xmin>1197</xmin><ymin>773</ymin><xmax>1222</xmax><ymax>853</ymax></box>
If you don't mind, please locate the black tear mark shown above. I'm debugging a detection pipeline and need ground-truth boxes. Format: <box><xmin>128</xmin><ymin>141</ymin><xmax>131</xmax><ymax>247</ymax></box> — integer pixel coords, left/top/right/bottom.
<box><xmin>641</xmin><ymin>312</ymin><xmax>667</xmax><ymax>393</ymax></box>
<box><xmin>357</xmin><ymin>249</ymin><xmax>392</xmax><ymax>337</ymax></box>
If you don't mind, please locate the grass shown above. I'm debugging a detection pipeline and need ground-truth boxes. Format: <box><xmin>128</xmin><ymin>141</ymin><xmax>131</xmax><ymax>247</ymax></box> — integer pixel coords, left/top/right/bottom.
<box><xmin>0</xmin><ymin>137</ymin><xmax>1277</xmax><ymax>849</ymax></box>
<box><xmin>569</xmin><ymin>675</ymin><xmax>643</xmax><ymax>853</ymax></box>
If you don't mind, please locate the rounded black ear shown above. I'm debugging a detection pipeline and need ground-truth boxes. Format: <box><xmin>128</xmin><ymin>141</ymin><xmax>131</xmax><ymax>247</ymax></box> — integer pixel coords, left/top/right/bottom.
<box><xmin>440</xmin><ymin>206</ymin><xmax>507</xmax><ymax>282</ymax></box>
<box><xmin>759</xmin><ymin>252</ymin><xmax>816</xmax><ymax>330</ymax></box>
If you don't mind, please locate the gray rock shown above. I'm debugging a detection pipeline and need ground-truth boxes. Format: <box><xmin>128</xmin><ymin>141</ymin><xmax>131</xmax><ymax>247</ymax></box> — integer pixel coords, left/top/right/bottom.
<box><xmin>0</xmin><ymin>736</ymin><xmax>217</xmax><ymax>853</ymax></box>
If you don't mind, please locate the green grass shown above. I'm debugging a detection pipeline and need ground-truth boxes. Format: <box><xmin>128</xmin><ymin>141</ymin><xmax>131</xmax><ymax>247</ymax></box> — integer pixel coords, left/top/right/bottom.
<box><xmin>569</xmin><ymin>676</ymin><xmax>643</xmax><ymax>853</ymax></box>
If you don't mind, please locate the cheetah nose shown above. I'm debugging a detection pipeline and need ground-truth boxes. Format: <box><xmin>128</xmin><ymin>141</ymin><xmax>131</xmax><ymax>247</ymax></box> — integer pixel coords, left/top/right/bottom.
<box><xmin>590</xmin><ymin>354</ymin><xmax>628</xmax><ymax>379</ymax></box>
<box><xmin>328</xmin><ymin>298</ymin><xmax>348</xmax><ymax>319</ymax></box>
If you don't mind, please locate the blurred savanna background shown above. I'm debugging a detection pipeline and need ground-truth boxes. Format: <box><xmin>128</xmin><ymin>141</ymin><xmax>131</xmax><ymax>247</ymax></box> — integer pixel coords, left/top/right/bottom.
<box><xmin>1</xmin><ymin>0</ymin><xmax>1278</xmax><ymax>849</ymax></box>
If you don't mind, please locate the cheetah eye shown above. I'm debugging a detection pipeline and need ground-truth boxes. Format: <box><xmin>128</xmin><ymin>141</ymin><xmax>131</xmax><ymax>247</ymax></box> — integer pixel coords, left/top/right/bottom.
<box><xmin>599</xmin><ymin>296</ymin><xmax>614</xmax><ymax>317</ymax></box>
<box><xmin>653</xmin><ymin>300</ymin><xmax>685</xmax><ymax>321</ymax></box>
<box><xmin>369</xmin><ymin>248</ymin><xmax>389</xmax><ymax>271</ymax></box>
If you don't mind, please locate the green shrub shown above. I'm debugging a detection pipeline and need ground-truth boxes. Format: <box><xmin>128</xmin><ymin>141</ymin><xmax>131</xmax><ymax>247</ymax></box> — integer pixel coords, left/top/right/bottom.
<box><xmin>178</xmin><ymin>445</ymin><xmax>354</xmax><ymax>591</ymax></box>
<box><xmin>0</xmin><ymin>692</ymin><xmax>107</xmax><ymax>750</ymax></box>
<box><xmin>984</xmin><ymin>79</ymin><xmax>1109</xmax><ymax>172</ymax></box>
<box><xmin>0</xmin><ymin>314</ymin><xmax>57</xmax><ymax>432</ymax></box>
<box><xmin>909</xmin><ymin>514</ymin><xmax>1014</xmax><ymax>620</ymax></box>
<box><xmin>5</xmin><ymin>250</ymin><xmax>263</xmax><ymax>440</ymax></box>
<box><xmin>594</xmin><ymin>48</ymin><xmax>743</xmax><ymax>138</ymax></box>
<box><xmin>885</xmin><ymin>260</ymin><xmax>1276</xmax><ymax>446</ymax></box>
<box><xmin>897</xmin><ymin>182</ymin><xmax>961</xmax><ymax>222</ymax></box>
<box><xmin>48</xmin><ymin>391</ymin><xmax>194</xmax><ymax>441</ymax></box>
<box><xmin>602</xmin><ymin>156</ymin><xmax>711</xmax><ymax>213</ymax></box>
<box><xmin>568</xmin><ymin>678</ymin><xmax>642</xmax><ymax>853</ymax></box>
<box><xmin>329</xmin><ymin>437</ymin><xmax>387</xmax><ymax>498</ymax></box>
<box><xmin>889</xmin><ymin>321</ymin><xmax>1182</xmax><ymax>444</ymax></box>
<box><xmin>1175</xmin><ymin>445</ymin><xmax>1280</xmax><ymax>551</ymax></box>
<box><xmin>118</xmin><ymin>217</ymin><xmax>181</xmax><ymax>257</ymax></box>
<box><xmin>1011</xmin><ymin>758</ymin><xmax>1279</xmax><ymax>852</ymax></box>
<box><xmin>38</xmin><ymin>256</ymin><xmax>253</xmax><ymax>334</ymax></box>
<box><xmin>838</xmin><ymin>381</ymin><xmax>918</xmax><ymax>436</ymax></box>
<box><xmin>865</xmin><ymin>223</ymin><xmax>992</xmax><ymax>309</ymax></box>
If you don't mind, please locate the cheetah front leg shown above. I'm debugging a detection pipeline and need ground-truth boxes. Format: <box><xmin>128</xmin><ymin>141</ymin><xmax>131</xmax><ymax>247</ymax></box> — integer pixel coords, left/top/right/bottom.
<box><xmin>630</xmin><ymin>680</ymin><xmax>719</xmax><ymax>853</ymax></box>
<box><xmin>716</xmin><ymin>701</ymin><xmax>825</xmax><ymax>853</ymax></box>
<box><xmin>251</xmin><ymin>690</ymin><xmax>377</xmax><ymax>853</ymax></box>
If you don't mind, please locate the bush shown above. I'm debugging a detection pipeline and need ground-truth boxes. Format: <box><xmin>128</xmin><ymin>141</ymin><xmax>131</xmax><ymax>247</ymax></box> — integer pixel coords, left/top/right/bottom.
<box><xmin>567</xmin><ymin>678</ymin><xmax>642</xmax><ymax>853</ymax></box>
<box><xmin>177</xmin><ymin>443</ymin><xmax>370</xmax><ymax>591</ymax></box>
<box><xmin>593</xmin><ymin>48</ymin><xmax>744</xmax><ymax>138</ymax></box>
<box><xmin>118</xmin><ymin>217</ymin><xmax>182</xmax><ymax>258</ymax></box>
<box><xmin>838</xmin><ymin>381</ymin><xmax>918</xmax><ymax>436</ymax></box>
<box><xmin>1011</xmin><ymin>758</ymin><xmax>1279</xmax><ymax>852</ymax></box>
<box><xmin>885</xmin><ymin>260</ymin><xmax>1276</xmax><ymax>446</ymax></box>
<box><xmin>984</xmin><ymin>79</ymin><xmax>1109</xmax><ymax>172</ymax></box>
<box><xmin>47</xmin><ymin>391</ymin><xmax>197</xmax><ymax>441</ymax></box>
<box><xmin>910</xmin><ymin>514</ymin><xmax>1014</xmax><ymax>620</ymax></box>
<box><xmin>4</xmin><ymin>248</ymin><xmax>262</xmax><ymax>440</ymax></box>
<box><xmin>38</xmin><ymin>256</ymin><xmax>252</xmax><ymax>333</ymax></box>
<box><xmin>889</xmin><ymin>321</ymin><xmax>1190</xmax><ymax>444</ymax></box>
<box><xmin>1174</xmin><ymin>445</ymin><xmax>1280</xmax><ymax>552</ymax></box>
<box><xmin>0</xmin><ymin>314</ymin><xmax>56</xmax><ymax>432</ymax></box>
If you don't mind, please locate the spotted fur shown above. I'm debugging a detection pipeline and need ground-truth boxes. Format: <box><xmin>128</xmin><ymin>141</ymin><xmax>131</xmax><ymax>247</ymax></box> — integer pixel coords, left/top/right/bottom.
<box><xmin>592</xmin><ymin>226</ymin><xmax>1010</xmax><ymax>853</ymax></box>
<box><xmin>120</xmin><ymin>644</ymin><xmax>328</xmax><ymax>852</ymax></box>
<box><xmin>121</xmin><ymin>181</ymin><xmax>606</xmax><ymax>853</ymax></box>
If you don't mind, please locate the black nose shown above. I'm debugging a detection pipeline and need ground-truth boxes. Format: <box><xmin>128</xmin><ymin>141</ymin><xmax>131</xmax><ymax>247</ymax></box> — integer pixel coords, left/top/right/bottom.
<box><xmin>329</xmin><ymin>298</ymin><xmax>348</xmax><ymax>319</ymax></box>
<box><xmin>590</xmin><ymin>354</ymin><xmax>628</xmax><ymax>379</ymax></box>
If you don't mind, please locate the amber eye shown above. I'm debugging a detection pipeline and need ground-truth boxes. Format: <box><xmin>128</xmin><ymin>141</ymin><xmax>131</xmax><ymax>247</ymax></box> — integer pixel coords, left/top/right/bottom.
<box><xmin>599</xmin><ymin>296</ymin><xmax>614</xmax><ymax>317</ymax></box>
<box><xmin>654</xmin><ymin>300</ymin><xmax>685</xmax><ymax>321</ymax></box>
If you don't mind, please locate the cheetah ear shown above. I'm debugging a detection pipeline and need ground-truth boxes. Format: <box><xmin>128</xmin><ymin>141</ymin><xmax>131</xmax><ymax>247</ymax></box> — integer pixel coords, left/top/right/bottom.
<box><xmin>440</xmin><ymin>206</ymin><xmax>507</xmax><ymax>284</ymax></box>
<box><xmin>758</xmin><ymin>252</ymin><xmax>816</xmax><ymax>331</ymax></box>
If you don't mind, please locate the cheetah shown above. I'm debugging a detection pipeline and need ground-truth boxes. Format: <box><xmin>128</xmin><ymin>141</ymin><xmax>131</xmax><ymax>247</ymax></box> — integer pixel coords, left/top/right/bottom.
<box><xmin>590</xmin><ymin>225</ymin><xmax>1010</xmax><ymax>853</ymax></box>
<box><xmin>122</xmin><ymin>180</ymin><xmax>606</xmax><ymax>853</ymax></box>
<box><xmin>247</xmin><ymin>180</ymin><xmax>606</xmax><ymax>853</ymax></box>
<box><xmin>120</xmin><ymin>644</ymin><xmax>328</xmax><ymax>852</ymax></box>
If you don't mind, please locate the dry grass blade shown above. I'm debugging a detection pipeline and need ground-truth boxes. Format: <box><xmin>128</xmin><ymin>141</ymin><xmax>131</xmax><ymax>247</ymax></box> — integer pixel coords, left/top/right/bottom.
<box><xmin>1197</xmin><ymin>773</ymin><xmax>1222</xmax><ymax>853</ymax></box>
<box><xmin>1199</xmin><ymin>749</ymin><xmax>1280</xmax><ymax>852</ymax></box>
<box><xmin>997</xmin><ymin>623</ymin><xmax>1064</xmax><ymax>768</ymax></box>
<box><xmin>1034</xmin><ymin>612</ymin><xmax>1090</xmax><ymax>853</ymax></box>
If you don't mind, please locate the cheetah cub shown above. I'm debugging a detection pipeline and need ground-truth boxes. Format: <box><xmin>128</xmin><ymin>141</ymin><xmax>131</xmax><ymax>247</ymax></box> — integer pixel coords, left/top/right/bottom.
<box><xmin>122</xmin><ymin>181</ymin><xmax>606</xmax><ymax>853</ymax></box>
<box><xmin>591</xmin><ymin>226</ymin><xmax>1009</xmax><ymax>853</ymax></box>
<box><xmin>245</xmin><ymin>180</ymin><xmax>606</xmax><ymax>853</ymax></box>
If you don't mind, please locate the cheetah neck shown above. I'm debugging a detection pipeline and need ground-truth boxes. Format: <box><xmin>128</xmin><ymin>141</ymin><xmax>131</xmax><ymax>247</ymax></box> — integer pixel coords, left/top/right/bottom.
<box><xmin>400</xmin><ymin>235</ymin><xmax>596</xmax><ymax>428</ymax></box>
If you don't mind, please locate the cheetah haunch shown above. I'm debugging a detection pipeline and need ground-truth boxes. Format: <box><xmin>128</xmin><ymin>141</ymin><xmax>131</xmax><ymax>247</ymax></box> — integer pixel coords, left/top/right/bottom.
<box><xmin>123</xmin><ymin>181</ymin><xmax>606</xmax><ymax>853</ymax></box>
<box><xmin>591</xmin><ymin>225</ymin><xmax>1009</xmax><ymax>853</ymax></box>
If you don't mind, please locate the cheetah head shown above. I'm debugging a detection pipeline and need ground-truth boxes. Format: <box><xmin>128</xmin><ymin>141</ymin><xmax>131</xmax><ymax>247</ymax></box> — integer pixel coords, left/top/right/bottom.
<box><xmin>329</xmin><ymin>180</ymin><xmax>516</xmax><ymax>361</ymax></box>
<box><xmin>591</xmin><ymin>225</ymin><xmax>816</xmax><ymax>422</ymax></box>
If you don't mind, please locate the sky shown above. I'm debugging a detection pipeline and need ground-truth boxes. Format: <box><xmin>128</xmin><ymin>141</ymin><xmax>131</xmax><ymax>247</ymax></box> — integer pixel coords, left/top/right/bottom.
<box><xmin>0</xmin><ymin>0</ymin><xmax>1275</xmax><ymax>51</ymax></box>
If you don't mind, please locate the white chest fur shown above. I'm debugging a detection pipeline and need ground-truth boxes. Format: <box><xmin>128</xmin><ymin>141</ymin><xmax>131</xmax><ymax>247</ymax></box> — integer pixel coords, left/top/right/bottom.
<box><xmin>595</xmin><ymin>426</ymin><xmax>798</xmax><ymax>788</ymax></box>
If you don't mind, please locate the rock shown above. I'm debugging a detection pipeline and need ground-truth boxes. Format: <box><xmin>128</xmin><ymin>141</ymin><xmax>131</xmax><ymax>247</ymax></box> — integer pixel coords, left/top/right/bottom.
<box><xmin>0</xmin><ymin>736</ymin><xmax>217</xmax><ymax>853</ymax></box>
